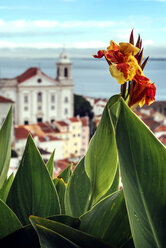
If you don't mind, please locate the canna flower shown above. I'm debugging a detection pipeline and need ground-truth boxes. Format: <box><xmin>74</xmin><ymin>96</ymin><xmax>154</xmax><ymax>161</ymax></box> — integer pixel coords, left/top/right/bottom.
<box><xmin>93</xmin><ymin>41</ymin><xmax>141</xmax><ymax>84</ymax></box>
<box><xmin>93</xmin><ymin>30</ymin><xmax>156</xmax><ymax>109</ymax></box>
<box><xmin>128</xmin><ymin>73</ymin><xmax>156</xmax><ymax>109</ymax></box>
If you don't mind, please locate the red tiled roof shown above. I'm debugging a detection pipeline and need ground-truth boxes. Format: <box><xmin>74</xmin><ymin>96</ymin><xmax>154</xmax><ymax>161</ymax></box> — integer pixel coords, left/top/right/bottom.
<box><xmin>16</xmin><ymin>67</ymin><xmax>58</xmax><ymax>84</ymax></box>
<box><xmin>80</xmin><ymin>117</ymin><xmax>89</xmax><ymax>126</ymax></box>
<box><xmin>37</xmin><ymin>123</ymin><xmax>54</xmax><ymax>133</ymax></box>
<box><xmin>17</xmin><ymin>67</ymin><xmax>38</xmax><ymax>84</ymax></box>
<box><xmin>0</xmin><ymin>96</ymin><xmax>14</xmax><ymax>103</ymax></box>
<box><xmin>141</xmin><ymin>117</ymin><xmax>160</xmax><ymax>131</ymax></box>
<box><xmin>158</xmin><ymin>135</ymin><xmax>166</xmax><ymax>145</ymax></box>
<box><xmin>39</xmin><ymin>135</ymin><xmax>61</xmax><ymax>142</ymax></box>
<box><xmin>69</xmin><ymin>117</ymin><xmax>80</xmax><ymax>123</ymax></box>
<box><xmin>154</xmin><ymin>125</ymin><xmax>166</xmax><ymax>132</ymax></box>
<box><xmin>56</xmin><ymin>121</ymin><xmax>68</xmax><ymax>127</ymax></box>
<box><xmin>15</xmin><ymin>126</ymin><xmax>31</xmax><ymax>140</ymax></box>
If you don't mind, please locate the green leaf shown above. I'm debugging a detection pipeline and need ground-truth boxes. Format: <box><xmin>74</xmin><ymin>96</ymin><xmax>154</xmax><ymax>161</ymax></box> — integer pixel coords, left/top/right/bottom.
<box><xmin>46</xmin><ymin>150</ymin><xmax>55</xmax><ymax>178</ymax></box>
<box><xmin>47</xmin><ymin>215</ymin><xmax>80</xmax><ymax>229</ymax></box>
<box><xmin>7</xmin><ymin>135</ymin><xmax>60</xmax><ymax>225</ymax></box>
<box><xmin>0</xmin><ymin>107</ymin><xmax>12</xmax><ymax>188</ymax></box>
<box><xmin>58</xmin><ymin>163</ymin><xmax>72</xmax><ymax>183</ymax></box>
<box><xmin>32</xmin><ymin>224</ymin><xmax>80</xmax><ymax>248</ymax></box>
<box><xmin>80</xmin><ymin>190</ymin><xmax>131</xmax><ymax>247</ymax></box>
<box><xmin>0</xmin><ymin>173</ymin><xmax>14</xmax><ymax>202</ymax></box>
<box><xmin>116</xmin><ymin>98</ymin><xmax>166</xmax><ymax>248</ymax></box>
<box><xmin>53</xmin><ymin>178</ymin><xmax>66</xmax><ymax>214</ymax></box>
<box><xmin>0</xmin><ymin>224</ymin><xmax>40</xmax><ymax>248</ymax></box>
<box><xmin>0</xmin><ymin>199</ymin><xmax>22</xmax><ymax>239</ymax></box>
<box><xmin>85</xmin><ymin>95</ymin><xmax>120</xmax><ymax>206</ymax></box>
<box><xmin>65</xmin><ymin>157</ymin><xmax>91</xmax><ymax>217</ymax></box>
<box><xmin>30</xmin><ymin>216</ymin><xmax>113</xmax><ymax>248</ymax></box>
<box><xmin>100</xmin><ymin>165</ymin><xmax>120</xmax><ymax>201</ymax></box>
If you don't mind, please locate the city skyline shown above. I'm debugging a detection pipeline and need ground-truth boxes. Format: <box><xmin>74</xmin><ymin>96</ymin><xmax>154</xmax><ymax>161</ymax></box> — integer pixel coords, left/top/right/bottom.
<box><xmin>0</xmin><ymin>0</ymin><xmax>166</xmax><ymax>57</ymax></box>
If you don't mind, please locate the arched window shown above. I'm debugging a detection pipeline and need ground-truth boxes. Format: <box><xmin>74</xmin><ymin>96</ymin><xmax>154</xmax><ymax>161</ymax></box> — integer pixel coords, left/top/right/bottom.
<box><xmin>64</xmin><ymin>108</ymin><xmax>68</xmax><ymax>115</ymax></box>
<box><xmin>37</xmin><ymin>92</ymin><xmax>42</xmax><ymax>102</ymax></box>
<box><xmin>64</xmin><ymin>68</ymin><xmax>68</xmax><ymax>77</ymax></box>
<box><xmin>64</xmin><ymin>96</ymin><xmax>68</xmax><ymax>103</ymax></box>
<box><xmin>57</xmin><ymin>68</ymin><xmax>59</xmax><ymax>78</ymax></box>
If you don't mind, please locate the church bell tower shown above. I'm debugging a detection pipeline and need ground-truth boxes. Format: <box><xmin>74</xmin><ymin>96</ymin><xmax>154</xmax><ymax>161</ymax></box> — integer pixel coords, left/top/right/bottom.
<box><xmin>56</xmin><ymin>49</ymin><xmax>73</xmax><ymax>84</ymax></box>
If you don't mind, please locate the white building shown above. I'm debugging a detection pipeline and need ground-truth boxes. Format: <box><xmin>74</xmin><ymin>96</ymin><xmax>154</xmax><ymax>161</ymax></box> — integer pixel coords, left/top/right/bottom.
<box><xmin>0</xmin><ymin>50</ymin><xmax>74</xmax><ymax>125</ymax></box>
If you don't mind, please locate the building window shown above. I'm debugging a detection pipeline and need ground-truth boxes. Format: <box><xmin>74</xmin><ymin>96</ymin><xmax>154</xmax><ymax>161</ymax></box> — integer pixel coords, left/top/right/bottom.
<box><xmin>37</xmin><ymin>92</ymin><xmax>42</xmax><ymax>102</ymax></box>
<box><xmin>37</xmin><ymin>117</ymin><xmax>43</xmax><ymax>123</ymax></box>
<box><xmin>64</xmin><ymin>108</ymin><xmax>68</xmax><ymax>115</ymax></box>
<box><xmin>38</xmin><ymin>106</ymin><xmax>42</xmax><ymax>111</ymax></box>
<box><xmin>51</xmin><ymin>105</ymin><xmax>55</xmax><ymax>110</ymax></box>
<box><xmin>24</xmin><ymin>120</ymin><xmax>29</xmax><ymax>125</ymax></box>
<box><xmin>24</xmin><ymin>106</ymin><xmax>28</xmax><ymax>111</ymax></box>
<box><xmin>57</xmin><ymin>68</ymin><xmax>59</xmax><ymax>77</ymax></box>
<box><xmin>64</xmin><ymin>68</ymin><xmax>68</xmax><ymax>77</ymax></box>
<box><xmin>51</xmin><ymin>95</ymin><xmax>55</xmax><ymax>103</ymax></box>
<box><xmin>64</xmin><ymin>96</ymin><xmax>68</xmax><ymax>103</ymax></box>
<box><xmin>24</xmin><ymin>95</ymin><xmax>28</xmax><ymax>103</ymax></box>
<box><xmin>37</xmin><ymin>78</ymin><xmax>42</xmax><ymax>83</ymax></box>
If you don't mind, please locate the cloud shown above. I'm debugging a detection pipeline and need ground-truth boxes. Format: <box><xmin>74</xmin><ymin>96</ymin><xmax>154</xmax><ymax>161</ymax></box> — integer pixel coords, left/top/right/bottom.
<box><xmin>0</xmin><ymin>19</ymin><xmax>116</xmax><ymax>33</ymax></box>
<box><xmin>0</xmin><ymin>40</ymin><xmax>108</xmax><ymax>49</ymax></box>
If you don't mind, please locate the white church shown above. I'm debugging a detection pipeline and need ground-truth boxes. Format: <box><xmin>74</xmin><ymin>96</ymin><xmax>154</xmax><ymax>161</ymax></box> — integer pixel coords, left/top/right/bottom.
<box><xmin>0</xmin><ymin>50</ymin><xmax>74</xmax><ymax>125</ymax></box>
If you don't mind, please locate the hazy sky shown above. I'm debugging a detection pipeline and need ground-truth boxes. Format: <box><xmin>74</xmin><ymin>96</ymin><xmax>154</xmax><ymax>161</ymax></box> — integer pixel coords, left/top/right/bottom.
<box><xmin>0</xmin><ymin>0</ymin><xmax>166</xmax><ymax>57</ymax></box>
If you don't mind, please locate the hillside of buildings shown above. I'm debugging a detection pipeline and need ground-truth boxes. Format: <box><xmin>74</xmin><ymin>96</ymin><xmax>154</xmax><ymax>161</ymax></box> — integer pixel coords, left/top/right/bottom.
<box><xmin>0</xmin><ymin>51</ymin><xmax>166</xmax><ymax>178</ymax></box>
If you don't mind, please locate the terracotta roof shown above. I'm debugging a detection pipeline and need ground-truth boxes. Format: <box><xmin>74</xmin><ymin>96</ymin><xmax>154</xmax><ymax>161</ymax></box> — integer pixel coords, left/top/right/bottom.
<box><xmin>17</xmin><ymin>67</ymin><xmax>38</xmax><ymax>84</ymax></box>
<box><xmin>37</xmin><ymin>123</ymin><xmax>54</xmax><ymax>133</ymax></box>
<box><xmin>154</xmin><ymin>125</ymin><xmax>166</xmax><ymax>132</ymax></box>
<box><xmin>141</xmin><ymin>116</ymin><xmax>160</xmax><ymax>131</ymax></box>
<box><xmin>15</xmin><ymin>126</ymin><xmax>31</xmax><ymax>140</ymax></box>
<box><xmin>69</xmin><ymin>117</ymin><xmax>80</xmax><ymax>123</ymax></box>
<box><xmin>0</xmin><ymin>96</ymin><xmax>14</xmax><ymax>103</ymax></box>
<box><xmin>80</xmin><ymin>117</ymin><xmax>89</xmax><ymax>126</ymax></box>
<box><xmin>158</xmin><ymin>135</ymin><xmax>166</xmax><ymax>145</ymax></box>
<box><xmin>55</xmin><ymin>121</ymin><xmax>68</xmax><ymax>127</ymax></box>
<box><xmin>39</xmin><ymin>135</ymin><xmax>61</xmax><ymax>142</ymax></box>
<box><xmin>16</xmin><ymin>67</ymin><xmax>58</xmax><ymax>84</ymax></box>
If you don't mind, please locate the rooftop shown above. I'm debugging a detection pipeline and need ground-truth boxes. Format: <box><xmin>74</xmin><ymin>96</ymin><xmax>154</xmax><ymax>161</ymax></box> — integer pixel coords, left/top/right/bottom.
<box><xmin>0</xmin><ymin>95</ymin><xmax>14</xmax><ymax>103</ymax></box>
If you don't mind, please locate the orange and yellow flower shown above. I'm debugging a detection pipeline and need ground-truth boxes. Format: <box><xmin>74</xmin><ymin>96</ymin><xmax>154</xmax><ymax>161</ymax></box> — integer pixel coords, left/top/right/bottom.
<box><xmin>128</xmin><ymin>74</ymin><xmax>156</xmax><ymax>109</ymax></box>
<box><xmin>93</xmin><ymin>33</ymin><xmax>156</xmax><ymax>109</ymax></box>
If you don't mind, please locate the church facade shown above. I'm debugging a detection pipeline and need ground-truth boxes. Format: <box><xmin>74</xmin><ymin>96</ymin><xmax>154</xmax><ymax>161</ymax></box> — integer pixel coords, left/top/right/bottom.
<box><xmin>0</xmin><ymin>50</ymin><xmax>74</xmax><ymax>125</ymax></box>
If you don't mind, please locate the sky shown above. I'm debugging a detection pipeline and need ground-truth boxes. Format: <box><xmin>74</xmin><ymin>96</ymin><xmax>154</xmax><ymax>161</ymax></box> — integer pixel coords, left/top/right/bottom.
<box><xmin>0</xmin><ymin>0</ymin><xmax>166</xmax><ymax>57</ymax></box>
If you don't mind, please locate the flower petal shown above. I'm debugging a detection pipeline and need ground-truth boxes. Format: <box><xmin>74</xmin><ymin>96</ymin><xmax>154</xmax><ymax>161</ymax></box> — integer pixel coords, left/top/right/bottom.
<box><xmin>93</xmin><ymin>50</ymin><xmax>106</xmax><ymax>58</ymax></box>
<box><xmin>119</xmin><ymin>42</ymin><xmax>140</xmax><ymax>56</ymax></box>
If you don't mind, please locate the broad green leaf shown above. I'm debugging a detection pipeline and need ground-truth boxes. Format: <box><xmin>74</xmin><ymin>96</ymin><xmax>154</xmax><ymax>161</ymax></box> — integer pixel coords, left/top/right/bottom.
<box><xmin>65</xmin><ymin>157</ymin><xmax>91</xmax><ymax>217</ymax></box>
<box><xmin>116</xmin><ymin>98</ymin><xmax>166</xmax><ymax>248</ymax></box>
<box><xmin>80</xmin><ymin>190</ymin><xmax>131</xmax><ymax>247</ymax></box>
<box><xmin>0</xmin><ymin>199</ymin><xmax>22</xmax><ymax>239</ymax></box>
<box><xmin>47</xmin><ymin>215</ymin><xmax>80</xmax><ymax>229</ymax></box>
<box><xmin>32</xmin><ymin>224</ymin><xmax>80</xmax><ymax>248</ymax></box>
<box><xmin>0</xmin><ymin>224</ymin><xmax>40</xmax><ymax>248</ymax></box>
<box><xmin>100</xmin><ymin>165</ymin><xmax>120</xmax><ymax>201</ymax></box>
<box><xmin>53</xmin><ymin>178</ymin><xmax>66</xmax><ymax>214</ymax></box>
<box><xmin>46</xmin><ymin>150</ymin><xmax>55</xmax><ymax>178</ymax></box>
<box><xmin>7</xmin><ymin>135</ymin><xmax>60</xmax><ymax>225</ymax></box>
<box><xmin>0</xmin><ymin>107</ymin><xmax>12</xmax><ymax>188</ymax></box>
<box><xmin>58</xmin><ymin>163</ymin><xmax>72</xmax><ymax>183</ymax></box>
<box><xmin>30</xmin><ymin>216</ymin><xmax>113</xmax><ymax>248</ymax></box>
<box><xmin>85</xmin><ymin>95</ymin><xmax>120</xmax><ymax>206</ymax></box>
<box><xmin>0</xmin><ymin>173</ymin><xmax>14</xmax><ymax>202</ymax></box>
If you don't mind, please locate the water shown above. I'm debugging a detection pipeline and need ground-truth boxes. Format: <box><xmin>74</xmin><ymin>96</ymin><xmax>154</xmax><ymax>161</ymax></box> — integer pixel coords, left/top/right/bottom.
<box><xmin>0</xmin><ymin>57</ymin><xmax>165</xmax><ymax>100</ymax></box>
